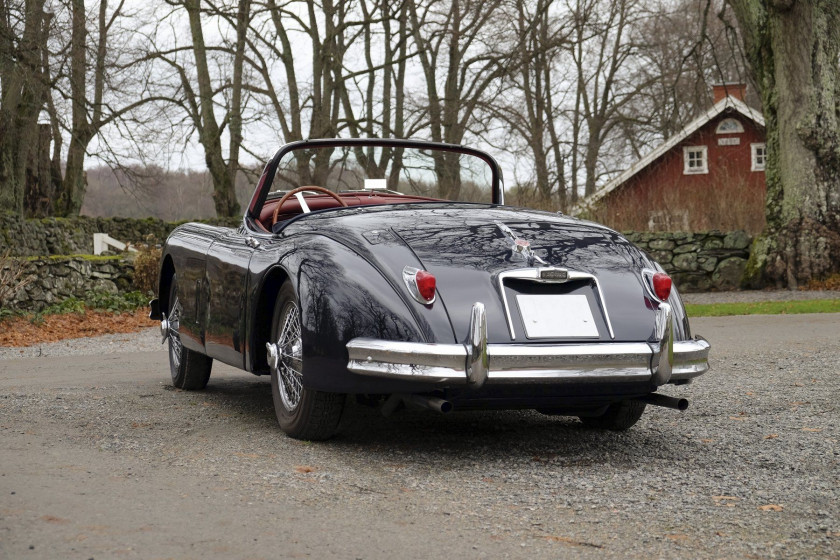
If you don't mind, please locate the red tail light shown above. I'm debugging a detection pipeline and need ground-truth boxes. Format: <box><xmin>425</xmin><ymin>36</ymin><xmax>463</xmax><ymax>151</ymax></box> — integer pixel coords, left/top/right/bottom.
<box><xmin>403</xmin><ymin>266</ymin><xmax>437</xmax><ymax>304</ymax></box>
<box><xmin>415</xmin><ymin>270</ymin><xmax>436</xmax><ymax>301</ymax></box>
<box><xmin>652</xmin><ymin>272</ymin><xmax>672</xmax><ymax>301</ymax></box>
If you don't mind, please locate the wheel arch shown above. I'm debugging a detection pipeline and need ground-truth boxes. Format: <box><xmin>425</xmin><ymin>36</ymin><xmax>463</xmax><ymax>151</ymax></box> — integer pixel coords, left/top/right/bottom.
<box><xmin>250</xmin><ymin>265</ymin><xmax>290</xmax><ymax>374</ymax></box>
<box><xmin>158</xmin><ymin>254</ymin><xmax>176</xmax><ymax>314</ymax></box>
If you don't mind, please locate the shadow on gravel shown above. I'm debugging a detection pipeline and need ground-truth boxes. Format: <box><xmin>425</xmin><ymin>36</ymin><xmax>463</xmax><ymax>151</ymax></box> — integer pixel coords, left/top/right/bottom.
<box><xmin>186</xmin><ymin>376</ymin><xmax>706</xmax><ymax>466</ymax></box>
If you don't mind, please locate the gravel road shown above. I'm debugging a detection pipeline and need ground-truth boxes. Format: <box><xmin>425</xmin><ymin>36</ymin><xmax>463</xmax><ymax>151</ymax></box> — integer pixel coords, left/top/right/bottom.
<box><xmin>1</xmin><ymin>312</ymin><xmax>838</xmax><ymax>559</ymax></box>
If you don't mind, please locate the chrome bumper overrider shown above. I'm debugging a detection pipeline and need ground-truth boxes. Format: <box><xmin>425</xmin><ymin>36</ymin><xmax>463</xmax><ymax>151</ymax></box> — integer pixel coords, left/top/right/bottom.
<box><xmin>346</xmin><ymin>302</ymin><xmax>710</xmax><ymax>388</ymax></box>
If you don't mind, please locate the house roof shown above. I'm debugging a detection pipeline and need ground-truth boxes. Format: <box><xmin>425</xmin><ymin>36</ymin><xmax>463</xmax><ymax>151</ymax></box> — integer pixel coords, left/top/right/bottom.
<box><xmin>569</xmin><ymin>96</ymin><xmax>765</xmax><ymax>216</ymax></box>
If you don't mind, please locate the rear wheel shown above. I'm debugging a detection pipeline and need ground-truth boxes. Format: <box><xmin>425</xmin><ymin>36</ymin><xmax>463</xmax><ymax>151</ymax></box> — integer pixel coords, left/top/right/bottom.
<box><xmin>166</xmin><ymin>275</ymin><xmax>212</xmax><ymax>390</ymax></box>
<box><xmin>268</xmin><ymin>282</ymin><xmax>344</xmax><ymax>440</ymax></box>
<box><xmin>579</xmin><ymin>400</ymin><xmax>646</xmax><ymax>431</ymax></box>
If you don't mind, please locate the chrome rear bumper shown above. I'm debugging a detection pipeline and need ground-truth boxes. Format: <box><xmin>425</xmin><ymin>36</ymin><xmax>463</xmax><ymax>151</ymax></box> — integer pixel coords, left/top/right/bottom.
<box><xmin>346</xmin><ymin>302</ymin><xmax>709</xmax><ymax>388</ymax></box>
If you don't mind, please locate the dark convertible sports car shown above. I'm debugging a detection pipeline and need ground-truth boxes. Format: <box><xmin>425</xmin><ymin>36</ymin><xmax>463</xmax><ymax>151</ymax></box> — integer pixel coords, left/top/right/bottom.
<box><xmin>150</xmin><ymin>138</ymin><xmax>710</xmax><ymax>440</ymax></box>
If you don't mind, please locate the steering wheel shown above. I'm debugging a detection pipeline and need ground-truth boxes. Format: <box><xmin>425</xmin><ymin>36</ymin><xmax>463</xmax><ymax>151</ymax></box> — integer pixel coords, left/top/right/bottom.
<box><xmin>272</xmin><ymin>186</ymin><xmax>348</xmax><ymax>225</ymax></box>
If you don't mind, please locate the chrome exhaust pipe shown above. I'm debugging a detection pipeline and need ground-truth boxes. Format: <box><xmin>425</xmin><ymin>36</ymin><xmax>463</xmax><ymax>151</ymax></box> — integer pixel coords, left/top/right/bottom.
<box><xmin>381</xmin><ymin>394</ymin><xmax>453</xmax><ymax>416</ymax></box>
<box><xmin>637</xmin><ymin>393</ymin><xmax>689</xmax><ymax>411</ymax></box>
<box><xmin>405</xmin><ymin>394</ymin><xmax>453</xmax><ymax>414</ymax></box>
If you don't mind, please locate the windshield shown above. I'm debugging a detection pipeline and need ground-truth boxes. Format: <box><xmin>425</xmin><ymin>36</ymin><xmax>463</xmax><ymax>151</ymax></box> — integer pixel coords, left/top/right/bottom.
<box><xmin>269</xmin><ymin>143</ymin><xmax>495</xmax><ymax>204</ymax></box>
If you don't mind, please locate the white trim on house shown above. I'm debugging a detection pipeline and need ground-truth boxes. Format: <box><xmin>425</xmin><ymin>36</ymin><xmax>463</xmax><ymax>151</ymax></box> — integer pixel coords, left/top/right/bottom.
<box><xmin>751</xmin><ymin>143</ymin><xmax>766</xmax><ymax>171</ymax></box>
<box><xmin>570</xmin><ymin>96</ymin><xmax>764</xmax><ymax>216</ymax></box>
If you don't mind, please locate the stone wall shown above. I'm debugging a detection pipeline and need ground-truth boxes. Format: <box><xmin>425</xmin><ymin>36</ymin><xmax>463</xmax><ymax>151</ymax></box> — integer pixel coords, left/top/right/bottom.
<box><xmin>3</xmin><ymin>256</ymin><xmax>136</xmax><ymax>312</ymax></box>
<box><xmin>0</xmin><ymin>214</ymin><xmax>239</xmax><ymax>257</ymax></box>
<box><xmin>624</xmin><ymin>230</ymin><xmax>751</xmax><ymax>292</ymax></box>
<box><xmin>1</xmin><ymin>216</ymin><xmax>753</xmax><ymax>309</ymax></box>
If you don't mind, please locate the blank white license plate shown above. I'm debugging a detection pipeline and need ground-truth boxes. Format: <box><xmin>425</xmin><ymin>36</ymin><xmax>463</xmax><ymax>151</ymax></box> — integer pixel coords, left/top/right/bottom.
<box><xmin>516</xmin><ymin>294</ymin><xmax>599</xmax><ymax>339</ymax></box>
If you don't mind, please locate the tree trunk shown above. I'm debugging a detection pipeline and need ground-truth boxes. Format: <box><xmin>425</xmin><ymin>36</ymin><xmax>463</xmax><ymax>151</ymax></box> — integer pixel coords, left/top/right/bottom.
<box><xmin>0</xmin><ymin>0</ymin><xmax>48</xmax><ymax>216</ymax></box>
<box><xmin>185</xmin><ymin>0</ymin><xmax>239</xmax><ymax>217</ymax></box>
<box><xmin>583</xmin><ymin>118</ymin><xmax>604</xmax><ymax>197</ymax></box>
<box><xmin>730</xmin><ymin>0</ymin><xmax>840</xmax><ymax>288</ymax></box>
<box><xmin>24</xmin><ymin>123</ymin><xmax>55</xmax><ymax>217</ymax></box>
<box><xmin>56</xmin><ymin>0</ymin><xmax>90</xmax><ymax>216</ymax></box>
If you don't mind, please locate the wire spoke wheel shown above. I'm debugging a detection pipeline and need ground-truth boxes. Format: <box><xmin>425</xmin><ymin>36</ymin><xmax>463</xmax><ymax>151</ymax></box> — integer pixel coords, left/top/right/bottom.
<box><xmin>269</xmin><ymin>282</ymin><xmax>344</xmax><ymax>440</ymax></box>
<box><xmin>168</xmin><ymin>295</ymin><xmax>183</xmax><ymax>372</ymax></box>
<box><xmin>274</xmin><ymin>301</ymin><xmax>303</xmax><ymax>412</ymax></box>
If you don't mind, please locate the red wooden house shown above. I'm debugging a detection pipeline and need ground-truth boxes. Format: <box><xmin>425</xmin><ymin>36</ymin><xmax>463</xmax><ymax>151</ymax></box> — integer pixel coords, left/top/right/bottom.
<box><xmin>572</xmin><ymin>85</ymin><xmax>766</xmax><ymax>233</ymax></box>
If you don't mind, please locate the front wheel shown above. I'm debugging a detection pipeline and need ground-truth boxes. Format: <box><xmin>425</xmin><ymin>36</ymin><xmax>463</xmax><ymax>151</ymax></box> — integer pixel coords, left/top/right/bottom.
<box><xmin>579</xmin><ymin>400</ymin><xmax>646</xmax><ymax>431</ymax></box>
<box><xmin>268</xmin><ymin>282</ymin><xmax>344</xmax><ymax>440</ymax></box>
<box><xmin>166</xmin><ymin>275</ymin><xmax>212</xmax><ymax>390</ymax></box>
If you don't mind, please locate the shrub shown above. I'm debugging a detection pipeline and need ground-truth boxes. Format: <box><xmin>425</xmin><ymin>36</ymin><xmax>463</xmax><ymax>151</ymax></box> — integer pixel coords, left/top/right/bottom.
<box><xmin>133</xmin><ymin>237</ymin><xmax>162</xmax><ymax>295</ymax></box>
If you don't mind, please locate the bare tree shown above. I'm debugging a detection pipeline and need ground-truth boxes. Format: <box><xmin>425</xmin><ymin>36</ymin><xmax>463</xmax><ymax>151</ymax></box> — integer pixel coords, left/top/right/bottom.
<box><xmin>495</xmin><ymin>0</ymin><xmax>570</xmax><ymax>208</ymax></box>
<box><xmin>244</xmin><ymin>0</ymin><xmax>363</xmax><ymax>183</ymax></box>
<box><xmin>565</xmin><ymin>0</ymin><xmax>652</xmax><ymax>199</ymax></box>
<box><xmin>338</xmin><ymin>0</ymin><xmax>414</xmax><ymax>184</ymax></box>
<box><xmin>728</xmin><ymin>0</ymin><xmax>840</xmax><ymax>288</ymax></box>
<box><xmin>152</xmin><ymin>0</ymin><xmax>249</xmax><ymax>217</ymax></box>
<box><xmin>623</xmin><ymin>0</ymin><xmax>751</xmax><ymax>152</ymax></box>
<box><xmin>407</xmin><ymin>0</ymin><xmax>514</xmax><ymax>200</ymax></box>
<box><xmin>51</xmin><ymin>0</ymin><xmax>165</xmax><ymax>216</ymax></box>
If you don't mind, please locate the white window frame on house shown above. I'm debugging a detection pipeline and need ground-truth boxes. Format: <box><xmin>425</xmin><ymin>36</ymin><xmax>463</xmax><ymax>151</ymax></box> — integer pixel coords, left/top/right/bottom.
<box><xmin>751</xmin><ymin>143</ymin><xmax>766</xmax><ymax>171</ymax></box>
<box><xmin>716</xmin><ymin>118</ymin><xmax>744</xmax><ymax>134</ymax></box>
<box><xmin>683</xmin><ymin>146</ymin><xmax>708</xmax><ymax>174</ymax></box>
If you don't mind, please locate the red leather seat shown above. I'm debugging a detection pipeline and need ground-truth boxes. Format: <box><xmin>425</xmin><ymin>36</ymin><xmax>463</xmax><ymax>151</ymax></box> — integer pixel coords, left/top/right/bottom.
<box><xmin>258</xmin><ymin>192</ymin><xmax>441</xmax><ymax>231</ymax></box>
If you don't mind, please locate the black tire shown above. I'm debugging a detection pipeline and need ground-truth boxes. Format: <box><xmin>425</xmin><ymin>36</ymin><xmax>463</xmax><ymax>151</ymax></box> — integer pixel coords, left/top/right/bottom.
<box><xmin>579</xmin><ymin>400</ymin><xmax>646</xmax><ymax>431</ymax></box>
<box><xmin>269</xmin><ymin>282</ymin><xmax>344</xmax><ymax>440</ymax></box>
<box><xmin>166</xmin><ymin>275</ymin><xmax>212</xmax><ymax>390</ymax></box>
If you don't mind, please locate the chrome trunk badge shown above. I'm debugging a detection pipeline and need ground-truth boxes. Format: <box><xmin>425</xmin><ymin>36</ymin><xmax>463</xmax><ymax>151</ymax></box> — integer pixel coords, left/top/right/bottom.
<box><xmin>538</xmin><ymin>267</ymin><xmax>569</xmax><ymax>281</ymax></box>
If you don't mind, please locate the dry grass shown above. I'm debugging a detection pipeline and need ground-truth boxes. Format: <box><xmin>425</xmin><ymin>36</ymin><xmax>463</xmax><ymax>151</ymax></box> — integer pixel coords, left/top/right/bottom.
<box><xmin>801</xmin><ymin>273</ymin><xmax>840</xmax><ymax>291</ymax></box>
<box><xmin>588</xmin><ymin>175</ymin><xmax>766</xmax><ymax>234</ymax></box>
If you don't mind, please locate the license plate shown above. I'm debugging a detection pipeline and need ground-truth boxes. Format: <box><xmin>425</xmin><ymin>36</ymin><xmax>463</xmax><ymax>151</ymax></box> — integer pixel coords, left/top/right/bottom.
<box><xmin>516</xmin><ymin>294</ymin><xmax>599</xmax><ymax>339</ymax></box>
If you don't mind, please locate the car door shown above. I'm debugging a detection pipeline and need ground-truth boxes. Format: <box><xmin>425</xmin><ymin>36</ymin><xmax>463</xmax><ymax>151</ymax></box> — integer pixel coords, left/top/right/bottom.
<box><xmin>204</xmin><ymin>227</ymin><xmax>254</xmax><ymax>368</ymax></box>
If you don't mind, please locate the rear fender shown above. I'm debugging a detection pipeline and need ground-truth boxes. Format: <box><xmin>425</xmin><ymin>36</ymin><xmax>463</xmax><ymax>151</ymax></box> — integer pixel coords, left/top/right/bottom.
<box><xmin>252</xmin><ymin>237</ymin><xmax>453</xmax><ymax>393</ymax></box>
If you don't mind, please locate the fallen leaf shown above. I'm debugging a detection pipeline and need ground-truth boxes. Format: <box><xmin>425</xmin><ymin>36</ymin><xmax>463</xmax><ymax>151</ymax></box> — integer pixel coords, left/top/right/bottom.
<box><xmin>40</xmin><ymin>515</ymin><xmax>69</xmax><ymax>524</ymax></box>
<box><xmin>758</xmin><ymin>504</ymin><xmax>783</xmax><ymax>512</ymax></box>
<box><xmin>700</xmin><ymin>438</ymin><xmax>714</xmax><ymax>443</ymax></box>
<box><xmin>729</xmin><ymin>416</ymin><xmax>748</xmax><ymax>421</ymax></box>
<box><xmin>544</xmin><ymin>536</ymin><xmax>602</xmax><ymax>548</ymax></box>
<box><xmin>712</xmin><ymin>496</ymin><xmax>740</xmax><ymax>507</ymax></box>
<box><xmin>764</xmin><ymin>434</ymin><xmax>778</xmax><ymax>440</ymax></box>
<box><xmin>745</xmin><ymin>392</ymin><xmax>755</xmax><ymax>396</ymax></box>
<box><xmin>665</xmin><ymin>534</ymin><xmax>689</xmax><ymax>541</ymax></box>
<box><xmin>802</xmin><ymin>428</ymin><xmax>823</xmax><ymax>432</ymax></box>
<box><xmin>295</xmin><ymin>465</ymin><xmax>316</xmax><ymax>473</ymax></box>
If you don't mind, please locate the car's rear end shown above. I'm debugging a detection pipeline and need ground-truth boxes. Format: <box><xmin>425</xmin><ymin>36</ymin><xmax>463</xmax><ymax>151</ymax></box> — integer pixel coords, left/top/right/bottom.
<box><xmin>303</xmin><ymin>205</ymin><xmax>710</xmax><ymax>419</ymax></box>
